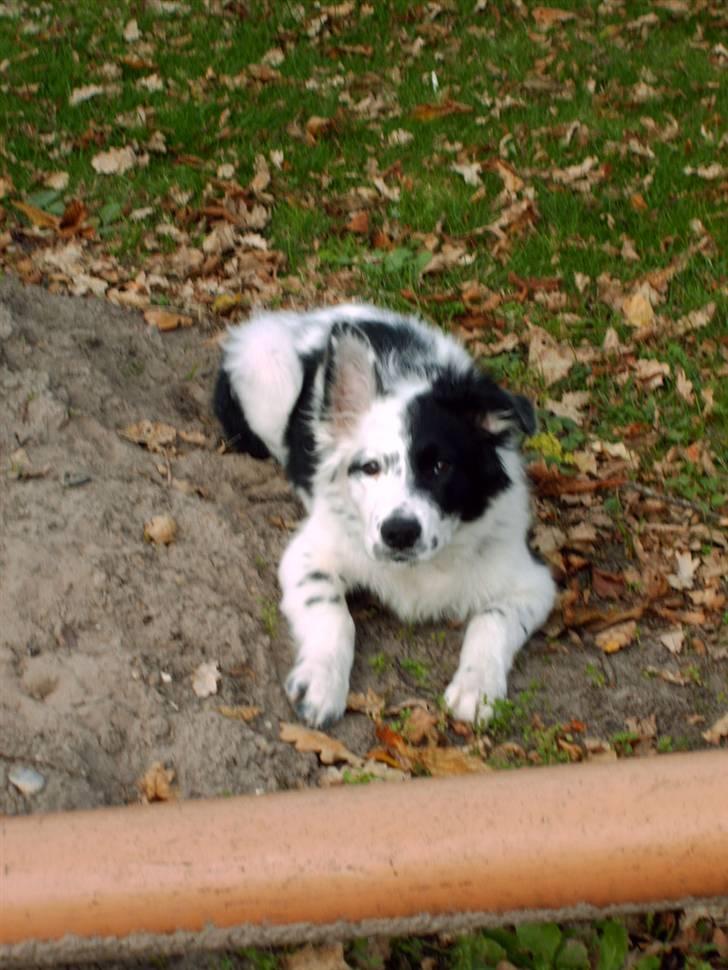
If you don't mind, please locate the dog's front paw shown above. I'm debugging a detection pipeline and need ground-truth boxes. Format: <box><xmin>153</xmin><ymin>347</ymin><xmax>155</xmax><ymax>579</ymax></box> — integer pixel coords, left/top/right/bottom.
<box><xmin>444</xmin><ymin>665</ymin><xmax>507</xmax><ymax>726</ymax></box>
<box><xmin>286</xmin><ymin>659</ymin><xmax>349</xmax><ymax>728</ymax></box>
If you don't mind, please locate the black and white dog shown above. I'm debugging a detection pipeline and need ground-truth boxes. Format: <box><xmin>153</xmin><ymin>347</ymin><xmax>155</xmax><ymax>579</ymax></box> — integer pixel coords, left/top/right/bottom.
<box><xmin>215</xmin><ymin>304</ymin><xmax>555</xmax><ymax>727</ymax></box>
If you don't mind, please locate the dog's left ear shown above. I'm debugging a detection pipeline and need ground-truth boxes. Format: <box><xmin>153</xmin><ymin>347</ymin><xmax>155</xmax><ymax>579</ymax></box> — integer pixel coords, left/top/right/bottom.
<box><xmin>435</xmin><ymin>371</ymin><xmax>536</xmax><ymax>437</ymax></box>
<box><xmin>322</xmin><ymin>323</ymin><xmax>382</xmax><ymax>436</ymax></box>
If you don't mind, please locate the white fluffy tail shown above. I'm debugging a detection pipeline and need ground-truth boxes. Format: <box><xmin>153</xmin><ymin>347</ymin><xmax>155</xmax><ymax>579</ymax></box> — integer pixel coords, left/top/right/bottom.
<box><xmin>222</xmin><ymin>314</ymin><xmax>304</xmax><ymax>464</ymax></box>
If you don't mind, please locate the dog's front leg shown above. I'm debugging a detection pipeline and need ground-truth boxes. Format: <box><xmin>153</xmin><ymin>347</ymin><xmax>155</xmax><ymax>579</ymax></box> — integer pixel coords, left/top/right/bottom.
<box><xmin>444</xmin><ymin>578</ymin><xmax>554</xmax><ymax>725</ymax></box>
<box><xmin>278</xmin><ymin>526</ymin><xmax>354</xmax><ymax>728</ymax></box>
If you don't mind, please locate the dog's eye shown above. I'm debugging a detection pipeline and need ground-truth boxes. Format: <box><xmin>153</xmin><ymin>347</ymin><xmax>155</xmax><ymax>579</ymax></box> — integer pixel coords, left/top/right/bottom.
<box><xmin>432</xmin><ymin>459</ymin><xmax>450</xmax><ymax>477</ymax></box>
<box><xmin>361</xmin><ymin>460</ymin><xmax>381</xmax><ymax>476</ymax></box>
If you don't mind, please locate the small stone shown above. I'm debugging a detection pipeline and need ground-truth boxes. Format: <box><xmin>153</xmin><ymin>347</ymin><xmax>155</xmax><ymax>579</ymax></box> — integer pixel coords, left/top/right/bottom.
<box><xmin>9</xmin><ymin>765</ymin><xmax>46</xmax><ymax>796</ymax></box>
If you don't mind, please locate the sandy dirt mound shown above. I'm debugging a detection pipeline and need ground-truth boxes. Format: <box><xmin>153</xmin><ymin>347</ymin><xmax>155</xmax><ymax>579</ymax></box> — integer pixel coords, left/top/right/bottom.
<box><xmin>1</xmin><ymin>278</ymin><xmax>723</xmax><ymax>815</ymax></box>
<box><xmin>0</xmin><ymin>276</ymin><xmax>318</xmax><ymax>811</ymax></box>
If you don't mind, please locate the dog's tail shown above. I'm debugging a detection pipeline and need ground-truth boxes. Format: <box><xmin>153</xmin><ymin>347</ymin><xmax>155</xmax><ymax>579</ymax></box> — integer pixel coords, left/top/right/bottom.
<box><xmin>213</xmin><ymin>368</ymin><xmax>271</xmax><ymax>459</ymax></box>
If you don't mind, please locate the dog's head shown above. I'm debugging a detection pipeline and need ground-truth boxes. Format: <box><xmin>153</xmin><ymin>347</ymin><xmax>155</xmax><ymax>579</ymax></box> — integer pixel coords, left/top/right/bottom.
<box><xmin>319</xmin><ymin>323</ymin><xmax>535</xmax><ymax>564</ymax></box>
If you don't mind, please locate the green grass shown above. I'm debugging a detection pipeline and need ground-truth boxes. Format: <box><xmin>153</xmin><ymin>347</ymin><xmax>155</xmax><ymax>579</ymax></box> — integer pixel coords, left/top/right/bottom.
<box><xmin>368</xmin><ymin>650</ymin><xmax>393</xmax><ymax>676</ymax></box>
<box><xmin>258</xmin><ymin>597</ymin><xmax>278</xmax><ymax>639</ymax></box>
<box><xmin>488</xmin><ymin>683</ymin><xmax>541</xmax><ymax>740</ymax></box>
<box><xmin>398</xmin><ymin>656</ymin><xmax>430</xmax><ymax>686</ymax></box>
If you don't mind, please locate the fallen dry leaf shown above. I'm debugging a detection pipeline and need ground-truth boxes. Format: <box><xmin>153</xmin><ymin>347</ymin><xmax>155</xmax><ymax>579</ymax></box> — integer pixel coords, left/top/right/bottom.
<box><xmin>137</xmin><ymin>761</ymin><xmax>175</xmax><ymax>802</ymax></box>
<box><xmin>178</xmin><ymin>429</ymin><xmax>207</xmax><ymax>447</ymax></box>
<box><xmin>279</xmin><ymin>722</ymin><xmax>362</xmax><ymax>766</ymax></box>
<box><xmin>567</xmin><ymin>522</ymin><xmax>598</xmax><ymax>547</ymax></box>
<box><xmin>528</xmin><ymin>461</ymin><xmax>627</xmax><ymax>499</ymax></box>
<box><xmin>120</xmin><ymin>419</ymin><xmax>177</xmax><ymax>452</ymax></box>
<box><xmin>550</xmin><ymin>156</ymin><xmax>601</xmax><ymax>187</ymax></box>
<box><xmin>69</xmin><ymin>83</ymin><xmax>105</xmax><ymax>106</ymax></box>
<box><xmin>544</xmin><ymin>391</ymin><xmax>590</xmax><ymax>425</ymax></box>
<box><xmin>532</xmin><ymin>6</ymin><xmax>577</xmax><ymax>28</ymax></box>
<box><xmin>469</xmin><ymin>332</ymin><xmax>520</xmax><ymax>357</ymax></box>
<box><xmin>192</xmin><ymin>660</ymin><xmax>221</xmax><ymax>698</ymax></box>
<box><xmin>645</xmin><ymin>666</ymin><xmax>692</xmax><ymax>686</ymax></box>
<box><xmin>633</xmin><ymin>358</ymin><xmax>670</xmax><ymax>389</ymax></box>
<box><xmin>412</xmin><ymin>99</ymin><xmax>472</xmax><ymax>121</ymax></box>
<box><xmin>346</xmin><ymin>688</ymin><xmax>385</xmax><ymax>718</ymax></box>
<box><xmin>530</xmin><ymin>523</ymin><xmax>566</xmax><ymax>567</ymax></box>
<box><xmin>624</xmin><ymin>713</ymin><xmax>658</xmax><ymax>757</ymax></box>
<box><xmin>250</xmin><ymin>153</ymin><xmax>271</xmax><ymax>195</ymax></box>
<box><xmin>372</xmin><ymin>722</ymin><xmax>489</xmax><ymax>777</ymax></box>
<box><xmin>416</xmin><ymin>746</ymin><xmax>491</xmax><ymax>777</ymax></box>
<box><xmin>402</xmin><ymin>706</ymin><xmax>440</xmax><ymax>745</ymax></box>
<box><xmin>595</xmin><ymin>620</ymin><xmax>637</xmax><ymax>654</ymax></box>
<box><xmin>284</xmin><ymin>942</ymin><xmax>351</xmax><ymax>970</ymax></box>
<box><xmin>212</xmin><ymin>293</ymin><xmax>243</xmax><ymax>315</ymax></box>
<box><xmin>482</xmin><ymin>197</ymin><xmax>539</xmax><ymax>243</ymax></box>
<box><xmin>571</xmin><ymin>450</ymin><xmax>598</xmax><ymax>476</ymax></box>
<box><xmin>622</xmin><ymin>287</ymin><xmax>655</xmax><ymax>328</ymax></box>
<box><xmin>143</xmin><ymin>513</ymin><xmax>177</xmax><ymax>545</ymax></box>
<box><xmin>247</xmin><ymin>63</ymin><xmax>282</xmax><ymax>83</ymax></box>
<box><xmin>584</xmin><ymin>737</ymin><xmax>618</xmax><ymax>763</ymax></box>
<box><xmin>44</xmin><ymin>171</ymin><xmax>70</xmax><ymax>191</ymax></box>
<box><xmin>660</xmin><ymin>628</ymin><xmax>685</xmax><ymax>654</ymax></box>
<box><xmin>388</xmin><ymin>128</ymin><xmax>414</xmax><ymax>146</ymax></box>
<box><xmin>683</xmin><ymin>163</ymin><xmax>726</xmax><ymax>180</ymax></box>
<box><xmin>305</xmin><ymin>115</ymin><xmax>334</xmax><ymax>145</ymax></box>
<box><xmin>59</xmin><ymin>198</ymin><xmax>89</xmax><ymax>235</ymax></box>
<box><xmin>528</xmin><ymin>326</ymin><xmax>575</xmax><ymax>385</ymax></box>
<box><xmin>451</xmin><ymin>161</ymin><xmax>482</xmax><ymax>186</ymax></box>
<box><xmin>8</xmin><ymin>448</ymin><xmax>50</xmax><ymax>481</ymax></box>
<box><xmin>670</xmin><ymin>367</ymin><xmax>693</xmax><ymax>406</ymax></box>
<box><xmin>144</xmin><ymin>308</ymin><xmax>193</xmax><ymax>332</ymax></box>
<box><xmin>490</xmin><ymin>159</ymin><xmax>524</xmax><ymax>195</ymax></box>
<box><xmin>91</xmin><ymin>146</ymin><xmax>138</xmax><ymax>175</ymax></box>
<box><xmin>137</xmin><ymin>73</ymin><xmax>164</xmax><ymax>94</ymax></box>
<box><xmin>592</xmin><ymin>567</ymin><xmax>625</xmax><ymax>600</ymax></box>
<box><xmin>675</xmin><ymin>302</ymin><xmax>715</xmax><ymax>334</ymax></box>
<box><xmin>13</xmin><ymin>201</ymin><xmax>59</xmax><ymax>230</ymax></box>
<box><xmin>668</xmin><ymin>551</ymin><xmax>699</xmax><ymax>591</ymax></box>
<box><xmin>218</xmin><ymin>705</ymin><xmax>261</xmax><ymax>722</ymax></box>
<box><xmin>702</xmin><ymin>713</ymin><xmax>728</xmax><ymax>745</ymax></box>
<box><xmin>373</xmin><ymin>179</ymin><xmax>400</xmax><ymax>205</ymax></box>
<box><xmin>345</xmin><ymin>210</ymin><xmax>369</xmax><ymax>235</ymax></box>
<box><xmin>123</xmin><ymin>18</ymin><xmax>140</xmax><ymax>42</ymax></box>
<box><xmin>421</xmin><ymin>241</ymin><xmax>474</xmax><ymax>276</ymax></box>
<box><xmin>557</xmin><ymin>737</ymin><xmax>583</xmax><ymax>762</ymax></box>
<box><xmin>591</xmin><ymin>439</ymin><xmax>638</xmax><ymax>465</ymax></box>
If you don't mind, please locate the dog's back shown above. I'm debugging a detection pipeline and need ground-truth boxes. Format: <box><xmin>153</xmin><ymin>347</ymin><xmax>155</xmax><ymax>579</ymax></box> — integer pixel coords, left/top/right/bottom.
<box><xmin>215</xmin><ymin>303</ymin><xmax>470</xmax><ymax>481</ymax></box>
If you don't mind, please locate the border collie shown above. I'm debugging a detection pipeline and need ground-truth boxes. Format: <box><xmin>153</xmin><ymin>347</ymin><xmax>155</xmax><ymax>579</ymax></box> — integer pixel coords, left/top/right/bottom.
<box><xmin>214</xmin><ymin>304</ymin><xmax>555</xmax><ymax>727</ymax></box>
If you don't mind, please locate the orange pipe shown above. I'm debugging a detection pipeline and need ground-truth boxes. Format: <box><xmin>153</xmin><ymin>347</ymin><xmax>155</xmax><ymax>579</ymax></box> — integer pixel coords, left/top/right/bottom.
<box><xmin>2</xmin><ymin>751</ymin><xmax>727</xmax><ymax>960</ymax></box>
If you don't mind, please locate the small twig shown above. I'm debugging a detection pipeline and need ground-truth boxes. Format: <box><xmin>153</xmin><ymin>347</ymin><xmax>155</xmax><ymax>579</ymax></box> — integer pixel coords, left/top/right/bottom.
<box><xmin>619</xmin><ymin>481</ymin><xmax>719</xmax><ymax>520</ymax></box>
<box><xmin>162</xmin><ymin>447</ymin><xmax>173</xmax><ymax>486</ymax></box>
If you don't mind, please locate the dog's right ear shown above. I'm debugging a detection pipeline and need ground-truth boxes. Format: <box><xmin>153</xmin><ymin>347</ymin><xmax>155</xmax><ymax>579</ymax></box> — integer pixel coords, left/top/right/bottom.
<box><xmin>322</xmin><ymin>323</ymin><xmax>382</xmax><ymax>436</ymax></box>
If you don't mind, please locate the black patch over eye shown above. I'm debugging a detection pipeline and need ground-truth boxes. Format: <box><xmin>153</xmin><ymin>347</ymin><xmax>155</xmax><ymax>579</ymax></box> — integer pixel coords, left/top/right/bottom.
<box><xmin>418</xmin><ymin>447</ymin><xmax>451</xmax><ymax>479</ymax></box>
<box><xmin>408</xmin><ymin>391</ymin><xmax>512</xmax><ymax>522</ymax></box>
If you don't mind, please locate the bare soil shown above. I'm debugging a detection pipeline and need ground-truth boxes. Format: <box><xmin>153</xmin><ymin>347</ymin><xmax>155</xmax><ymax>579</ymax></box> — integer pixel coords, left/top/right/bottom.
<box><xmin>1</xmin><ymin>276</ymin><xmax>724</xmax><ymax>817</ymax></box>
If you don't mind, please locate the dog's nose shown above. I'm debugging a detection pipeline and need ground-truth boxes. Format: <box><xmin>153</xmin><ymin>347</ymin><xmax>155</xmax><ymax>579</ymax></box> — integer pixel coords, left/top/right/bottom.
<box><xmin>381</xmin><ymin>515</ymin><xmax>422</xmax><ymax>551</ymax></box>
